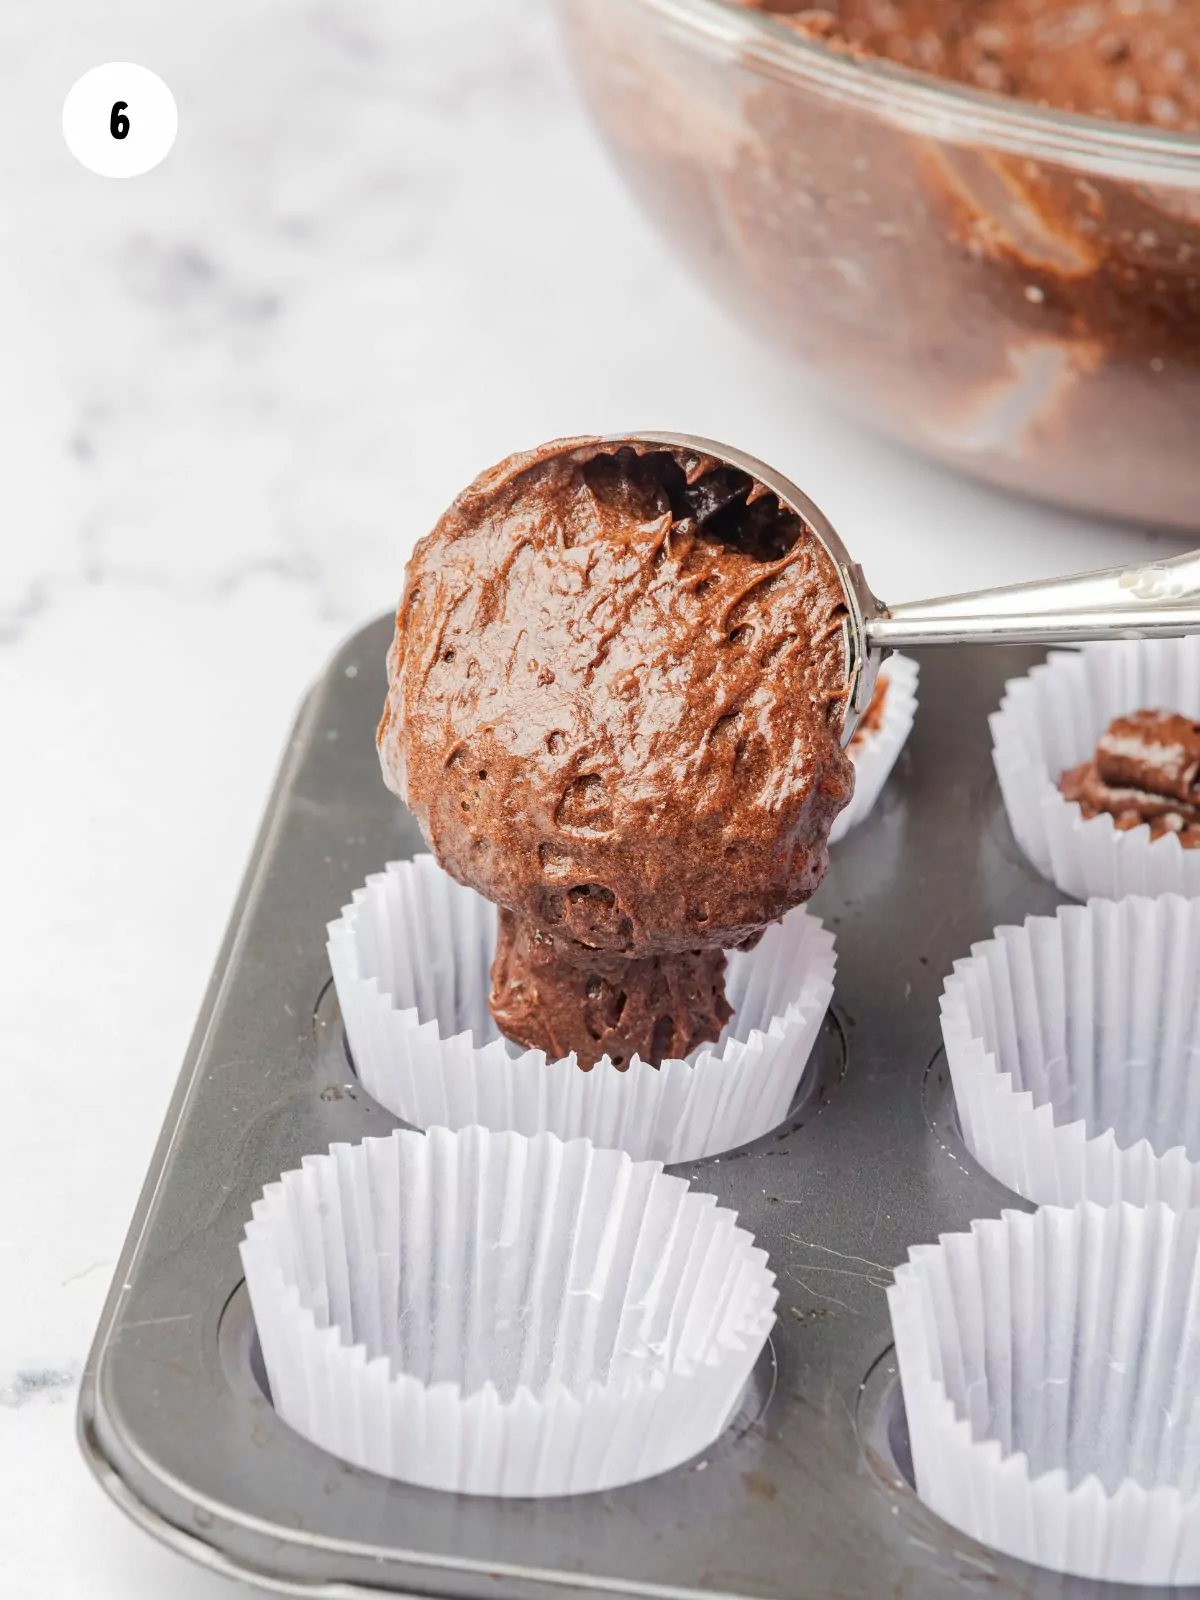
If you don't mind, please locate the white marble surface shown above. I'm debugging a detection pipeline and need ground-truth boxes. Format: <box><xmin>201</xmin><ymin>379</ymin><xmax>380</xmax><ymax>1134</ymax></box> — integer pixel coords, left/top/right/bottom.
<box><xmin>0</xmin><ymin>1</ymin><xmax>1184</xmax><ymax>1595</ymax></box>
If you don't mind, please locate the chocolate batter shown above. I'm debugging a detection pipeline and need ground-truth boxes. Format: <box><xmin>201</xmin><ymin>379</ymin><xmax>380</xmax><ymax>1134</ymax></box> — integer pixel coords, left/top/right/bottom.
<box><xmin>743</xmin><ymin>0</ymin><xmax>1200</xmax><ymax>130</ymax></box>
<box><xmin>850</xmin><ymin>672</ymin><xmax>888</xmax><ymax>748</ymax></box>
<box><xmin>378</xmin><ymin>437</ymin><xmax>853</xmax><ymax>1068</ymax></box>
<box><xmin>562</xmin><ymin>1</ymin><xmax>1200</xmax><ymax>530</ymax></box>
<box><xmin>1059</xmin><ymin>709</ymin><xmax>1200</xmax><ymax>846</ymax></box>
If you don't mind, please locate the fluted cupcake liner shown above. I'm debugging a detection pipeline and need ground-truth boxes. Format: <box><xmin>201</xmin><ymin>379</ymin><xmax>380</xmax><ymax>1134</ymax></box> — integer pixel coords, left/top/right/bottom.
<box><xmin>829</xmin><ymin>653</ymin><xmax>919</xmax><ymax>845</ymax></box>
<box><xmin>328</xmin><ymin>855</ymin><xmax>836</xmax><ymax>1165</ymax></box>
<box><xmin>991</xmin><ymin>637</ymin><xmax>1200</xmax><ymax>900</ymax></box>
<box><xmin>889</xmin><ymin>1202</ymin><xmax>1200</xmax><ymax>1584</ymax></box>
<box><xmin>942</xmin><ymin>896</ymin><xmax>1200</xmax><ymax>1209</ymax></box>
<box><xmin>241</xmin><ymin>1125</ymin><xmax>777</xmax><ymax>1497</ymax></box>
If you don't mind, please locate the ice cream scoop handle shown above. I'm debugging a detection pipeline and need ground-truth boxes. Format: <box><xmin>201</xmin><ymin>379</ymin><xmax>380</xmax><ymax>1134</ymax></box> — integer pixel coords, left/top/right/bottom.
<box><xmin>865</xmin><ymin>550</ymin><xmax>1200</xmax><ymax>648</ymax></box>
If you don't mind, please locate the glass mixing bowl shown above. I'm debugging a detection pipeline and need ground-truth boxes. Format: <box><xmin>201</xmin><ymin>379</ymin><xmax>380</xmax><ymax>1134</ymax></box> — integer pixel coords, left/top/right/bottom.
<box><xmin>558</xmin><ymin>0</ymin><xmax>1200</xmax><ymax>530</ymax></box>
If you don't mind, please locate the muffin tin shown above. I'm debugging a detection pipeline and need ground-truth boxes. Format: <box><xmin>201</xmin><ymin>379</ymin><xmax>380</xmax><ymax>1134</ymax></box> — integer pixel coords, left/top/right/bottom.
<box><xmin>79</xmin><ymin>614</ymin><xmax>1195</xmax><ymax>1598</ymax></box>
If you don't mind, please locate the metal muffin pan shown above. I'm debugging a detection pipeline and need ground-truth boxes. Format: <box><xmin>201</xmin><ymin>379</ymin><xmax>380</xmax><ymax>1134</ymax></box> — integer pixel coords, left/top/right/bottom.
<box><xmin>79</xmin><ymin>615</ymin><xmax>1193</xmax><ymax>1598</ymax></box>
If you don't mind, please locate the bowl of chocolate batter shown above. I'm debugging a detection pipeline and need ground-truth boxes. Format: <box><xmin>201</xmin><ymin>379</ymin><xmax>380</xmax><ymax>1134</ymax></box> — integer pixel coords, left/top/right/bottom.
<box><xmin>558</xmin><ymin>0</ymin><xmax>1200</xmax><ymax>530</ymax></box>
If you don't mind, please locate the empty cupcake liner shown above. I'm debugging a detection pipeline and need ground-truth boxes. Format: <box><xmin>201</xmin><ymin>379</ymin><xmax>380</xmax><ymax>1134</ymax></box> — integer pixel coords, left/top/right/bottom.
<box><xmin>241</xmin><ymin>1125</ymin><xmax>778</xmax><ymax>1496</ymax></box>
<box><xmin>829</xmin><ymin>653</ymin><xmax>919</xmax><ymax>845</ymax></box>
<box><xmin>990</xmin><ymin>636</ymin><xmax>1200</xmax><ymax>900</ymax></box>
<box><xmin>328</xmin><ymin>855</ymin><xmax>836</xmax><ymax>1165</ymax></box>
<box><xmin>889</xmin><ymin>1202</ymin><xmax>1200</xmax><ymax>1585</ymax></box>
<box><xmin>942</xmin><ymin>896</ymin><xmax>1200</xmax><ymax>1210</ymax></box>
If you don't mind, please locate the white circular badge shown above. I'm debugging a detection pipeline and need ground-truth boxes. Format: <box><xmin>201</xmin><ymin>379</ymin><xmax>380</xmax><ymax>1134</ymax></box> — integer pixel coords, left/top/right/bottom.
<box><xmin>63</xmin><ymin>63</ymin><xmax>177</xmax><ymax>178</ymax></box>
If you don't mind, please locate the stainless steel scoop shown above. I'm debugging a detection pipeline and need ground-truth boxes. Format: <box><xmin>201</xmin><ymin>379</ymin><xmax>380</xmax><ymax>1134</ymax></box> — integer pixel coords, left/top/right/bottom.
<box><xmin>631</xmin><ymin>433</ymin><xmax>1200</xmax><ymax>744</ymax></box>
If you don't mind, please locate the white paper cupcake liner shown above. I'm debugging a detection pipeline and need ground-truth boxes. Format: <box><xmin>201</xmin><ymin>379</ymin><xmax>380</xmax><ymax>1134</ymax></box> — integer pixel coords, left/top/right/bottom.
<box><xmin>241</xmin><ymin>1125</ymin><xmax>778</xmax><ymax>1497</ymax></box>
<box><xmin>829</xmin><ymin>653</ymin><xmax>919</xmax><ymax>845</ymax></box>
<box><xmin>328</xmin><ymin>855</ymin><xmax>836</xmax><ymax>1165</ymax></box>
<box><xmin>889</xmin><ymin>1202</ymin><xmax>1200</xmax><ymax>1585</ymax></box>
<box><xmin>942</xmin><ymin>896</ymin><xmax>1200</xmax><ymax>1210</ymax></box>
<box><xmin>990</xmin><ymin>637</ymin><xmax>1200</xmax><ymax>900</ymax></box>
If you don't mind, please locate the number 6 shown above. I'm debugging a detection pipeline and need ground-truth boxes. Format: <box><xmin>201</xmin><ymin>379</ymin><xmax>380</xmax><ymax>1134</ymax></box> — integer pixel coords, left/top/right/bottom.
<box><xmin>110</xmin><ymin>101</ymin><xmax>130</xmax><ymax>140</ymax></box>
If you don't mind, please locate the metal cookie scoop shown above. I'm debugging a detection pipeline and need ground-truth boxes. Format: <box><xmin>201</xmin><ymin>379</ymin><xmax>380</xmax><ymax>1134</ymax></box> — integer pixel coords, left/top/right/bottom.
<box><xmin>632</xmin><ymin>433</ymin><xmax>1200</xmax><ymax>744</ymax></box>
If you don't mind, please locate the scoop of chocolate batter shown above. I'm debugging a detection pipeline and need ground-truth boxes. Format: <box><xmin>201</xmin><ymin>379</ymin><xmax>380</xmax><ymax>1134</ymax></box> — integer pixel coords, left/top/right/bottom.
<box><xmin>378</xmin><ymin>437</ymin><xmax>853</xmax><ymax>1068</ymax></box>
<box><xmin>1059</xmin><ymin>709</ymin><xmax>1200</xmax><ymax>846</ymax></box>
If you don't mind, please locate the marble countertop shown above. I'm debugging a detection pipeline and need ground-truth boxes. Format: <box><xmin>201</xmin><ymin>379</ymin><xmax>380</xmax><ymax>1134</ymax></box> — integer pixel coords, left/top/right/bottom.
<box><xmin>0</xmin><ymin>1</ymin><xmax>1183</xmax><ymax>1595</ymax></box>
